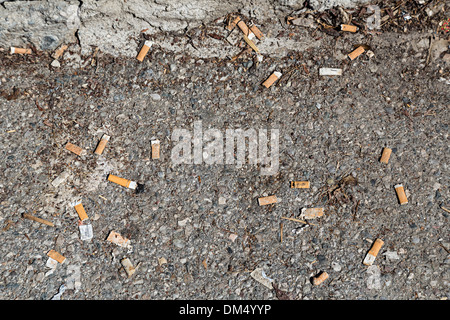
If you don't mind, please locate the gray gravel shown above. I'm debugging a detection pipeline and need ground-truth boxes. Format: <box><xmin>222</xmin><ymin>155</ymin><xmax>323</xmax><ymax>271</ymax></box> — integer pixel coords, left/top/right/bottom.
<box><xmin>0</xmin><ymin>9</ymin><xmax>449</xmax><ymax>300</ymax></box>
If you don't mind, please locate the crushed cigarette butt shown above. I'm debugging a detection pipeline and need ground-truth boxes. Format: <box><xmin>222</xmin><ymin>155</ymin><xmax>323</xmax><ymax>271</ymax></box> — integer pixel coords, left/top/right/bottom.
<box><xmin>107</xmin><ymin>230</ymin><xmax>131</xmax><ymax>248</ymax></box>
<box><xmin>312</xmin><ymin>271</ymin><xmax>329</xmax><ymax>285</ymax></box>
<box><xmin>249</xmin><ymin>24</ymin><xmax>264</xmax><ymax>40</ymax></box>
<box><xmin>53</xmin><ymin>44</ymin><xmax>68</xmax><ymax>60</ymax></box>
<box><xmin>300</xmin><ymin>207</ymin><xmax>324</xmax><ymax>220</ymax></box>
<box><xmin>65</xmin><ymin>142</ymin><xmax>84</xmax><ymax>156</ymax></box>
<box><xmin>47</xmin><ymin>250</ymin><xmax>66</xmax><ymax>264</ymax></box>
<box><xmin>341</xmin><ymin>24</ymin><xmax>358</xmax><ymax>32</ymax></box>
<box><xmin>258</xmin><ymin>195</ymin><xmax>277</xmax><ymax>206</ymax></box>
<box><xmin>290</xmin><ymin>181</ymin><xmax>310</xmax><ymax>188</ymax></box>
<box><xmin>151</xmin><ymin>139</ymin><xmax>160</xmax><ymax>159</ymax></box>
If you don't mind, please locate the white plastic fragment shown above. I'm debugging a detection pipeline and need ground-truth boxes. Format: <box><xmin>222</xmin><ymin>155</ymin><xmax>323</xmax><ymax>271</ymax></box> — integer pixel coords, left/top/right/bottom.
<box><xmin>51</xmin><ymin>284</ymin><xmax>66</xmax><ymax>300</ymax></box>
<box><xmin>51</xmin><ymin>170</ymin><xmax>71</xmax><ymax>188</ymax></box>
<box><xmin>250</xmin><ymin>268</ymin><xmax>274</xmax><ymax>289</ymax></box>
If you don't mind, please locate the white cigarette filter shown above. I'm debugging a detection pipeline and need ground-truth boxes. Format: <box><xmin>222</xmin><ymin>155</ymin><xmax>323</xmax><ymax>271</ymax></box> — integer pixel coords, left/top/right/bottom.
<box><xmin>319</xmin><ymin>68</ymin><xmax>342</xmax><ymax>76</ymax></box>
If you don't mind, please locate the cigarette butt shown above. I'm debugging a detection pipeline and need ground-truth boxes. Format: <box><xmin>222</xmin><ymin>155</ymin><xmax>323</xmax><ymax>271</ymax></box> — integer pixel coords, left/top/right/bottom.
<box><xmin>348</xmin><ymin>46</ymin><xmax>365</xmax><ymax>60</ymax></box>
<box><xmin>53</xmin><ymin>44</ymin><xmax>68</xmax><ymax>59</ymax></box>
<box><xmin>319</xmin><ymin>68</ymin><xmax>343</xmax><ymax>76</ymax></box>
<box><xmin>22</xmin><ymin>213</ymin><xmax>54</xmax><ymax>227</ymax></box>
<box><xmin>10</xmin><ymin>47</ymin><xmax>32</xmax><ymax>54</ymax></box>
<box><xmin>136</xmin><ymin>40</ymin><xmax>153</xmax><ymax>62</ymax></box>
<box><xmin>363</xmin><ymin>238</ymin><xmax>384</xmax><ymax>266</ymax></box>
<box><xmin>107</xmin><ymin>231</ymin><xmax>130</xmax><ymax>248</ymax></box>
<box><xmin>227</xmin><ymin>16</ymin><xmax>241</xmax><ymax>31</ymax></box>
<box><xmin>249</xmin><ymin>25</ymin><xmax>264</xmax><ymax>40</ymax></box>
<box><xmin>242</xmin><ymin>34</ymin><xmax>259</xmax><ymax>53</ymax></box>
<box><xmin>107</xmin><ymin>174</ymin><xmax>137</xmax><ymax>189</ymax></box>
<box><xmin>121</xmin><ymin>258</ymin><xmax>137</xmax><ymax>277</ymax></box>
<box><xmin>341</xmin><ymin>24</ymin><xmax>358</xmax><ymax>32</ymax></box>
<box><xmin>300</xmin><ymin>207</ymin><xmax>324</xmax><ymax>219</ymax></box>
<box><xmin>290</xmin><ymin>181</ymin><xmax>310</xmax><ymax>188</ymax></box>
<box><xmin>72</xmin><ymin>201</ymin><xmax>88</xmax><ymax>221</ymax></box>
<box><xmin>258</xmin><ymin>195</ymin><xmax>278</xmax><ymax>206</ymax></box>
<box><xmin>380</xmin><ymin>147</ymin><xmax>392</xmax><ymax>164</ymax></box>
<box><xmin>94</xmin><ymin>134</ymin><xmax>110</xmax><ymax>155</ymax></box>
<box><xmin>151</xmin><ymin>140</ymin><xmax>160</xmax><ymax>159</ymax></box>
<box><xmin>262</xmin><ymin>71</ymin><xmax>282</xmax><ymax>88</ymax></box>
<box><xmin>47</xmin><ymin>250</ymin><xmax>66</xmax><ymax>264</ymax></box>
<box><xmin>394</xmin><ymin>184</ymin><xmax>408</xmax><ymax>205</ymax></box>
<box><xmin>312</xmin><ymin>271</ymin><xmax>329</xmax><ymax>285</ymax></box>
<box><xmin>237</xmin><ymin>20</ymin><xmax>250</xmax><ymax>36</ymax></box>
<box><xmin>65</xmin><ymin>142</ymin><xmax>84</xmax><ymax>156</ymax></box>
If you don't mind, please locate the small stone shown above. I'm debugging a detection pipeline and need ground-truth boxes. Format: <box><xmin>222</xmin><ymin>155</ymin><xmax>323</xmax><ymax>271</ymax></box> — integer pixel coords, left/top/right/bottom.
<box><xmin>173</xmin><ymin>238</ymin><xmax>185</xmax><ymax>249</ymax></box>
<box><xmin>51</xmin><ymin>60</ymin><xmax>60</xmax><ymax>68</ymax></box>
<box><xmin>150</xmin><ymin>93</ymin><xmax>161</xmax><ymax>101</ymax></box>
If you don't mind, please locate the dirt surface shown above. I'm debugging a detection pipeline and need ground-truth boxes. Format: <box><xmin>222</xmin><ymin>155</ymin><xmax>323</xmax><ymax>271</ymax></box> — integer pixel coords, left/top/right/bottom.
<box><xmin>0</xmin><ymin>1</ymin><xmax>449</xmax><ymax>300</ymax></box>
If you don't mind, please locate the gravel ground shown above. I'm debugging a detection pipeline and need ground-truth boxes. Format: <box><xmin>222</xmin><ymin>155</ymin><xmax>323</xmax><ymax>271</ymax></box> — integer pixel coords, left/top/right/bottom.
<box><xmin>0</xmin><ymin>5</ymin><xmax>449</xmax><ymax>301</ymax></box>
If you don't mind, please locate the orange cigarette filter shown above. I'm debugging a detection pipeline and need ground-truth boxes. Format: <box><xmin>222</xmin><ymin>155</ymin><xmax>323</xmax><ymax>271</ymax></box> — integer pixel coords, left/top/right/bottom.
<box><xmin>227</xmin><ymin>16</ymin><xmax>241</xmax><ymax>31</ymax></box>
<box><xmin>151</xmin><ymin>140</ymin><xmax>160</xmax><ymax>159</ymax></box>
<box><xmin>380</xmin><ymin>147</ymin><xmax>392</xmax><ymax>164</ymax></box>
<box><xmin>258</xmin><ymin>195</ymin><xmax>278</xmax><ymax>206</ymax></box>
<box><xmin>395</xmin><ymin>184</ymin><xmax>408</xmax><ymax>205</ymax></box>
<box><xmin>262</xmin><ymin>71</ymin><xmax>282</xmax><ymax>88</ymax></box>
<box><xmin>107</xmin><ymin>230</ymin><xmax>130</xmax><ymax>247</ymax></box>
<box><xmin>136</xmin><ymin>40</ymin><xmax>153</xmax><ymax>62</ymax></box>
<box><xmin>237</xmin><ymin>20</ymin><xmax>250</xmax><ymax>36</ymax></box>
<box><xmin>348</xmin><ymin>46</ymin><xmax>365</xmax><ymax>60</ymax></box>
<box><xmin>72</xmin><ymin>201</ymin><xmax>88</xmax><ymax>221</ymax></box>
<box><xmin>291</xmin><ymin>181</ymin><xmax>310</xmax><ymax>188</ymax></box>
<box><xmin>301</xmin><ymin>207</ymin><xmax>324</xmax><ymax>219</ymax></box>
<box><xmin>108</xmin><ymin>174</ymin><xmax>137</xmax><ymax>189</ymax></box>
<box><xmin>47</xmin><ymin>250</ymin><xmax>66</xmax><ymax>264</ymax></box>
<box><xmin>312</xmin><ymin>271</ymin><xmax>329</xmax><ymax>285</ymax></box>
<box><xmin>250</xmin><ymin>24</ymin><xmax>264</xmax><ymax>40</ymax></box>
<box><xmin>65</xmin><ymin>142</ymin><xmax>84</xmax><ymax>156</ymax></box>
<box><xmin>341</xmin><ymin>24</ymin><xmax>358</xmax><ymax>32</ymax></box>
<box><xmin>94</xmin><ymin>134</ymin><xmax>110</xmax><ymax>155</ymax></box>
<box><xmin>53</xmin><ymin>44</ymin><xmax>68</xmax><ymax>59</ymax></box>
<box><xmin>10</xmin><ymin>47</ymin><xmax>32</xmax><ymax>54</ymax></box>
<box><xmin>363</xmin><ymin>238</ymin><xmax>384</xmax><ymax>266</ymax></box>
